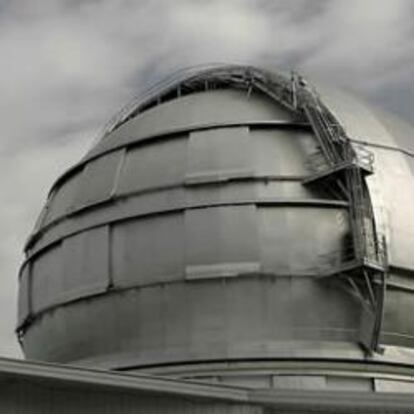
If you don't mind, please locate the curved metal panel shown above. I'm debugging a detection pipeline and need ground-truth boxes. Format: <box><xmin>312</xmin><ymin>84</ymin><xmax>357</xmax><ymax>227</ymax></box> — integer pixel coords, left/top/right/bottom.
<box><xmin>369</xmin><ymin>148</ymin><xmax>414</xmax><ymax>269</ymax></box>
<box><xmin>112</xmin><ymin>213</ymin><xmax>185</xmax><ymax>288</ymax></box>
<box><xmin>22</xmin><ymin>277</ymin><xmax>361</xmax><ymax>365</ymax></box>
<box><xmin>27</xmin><ymin>175</ymin><xmax>340</xmax><ymax>259</ymax></box>
<box><xmin>117</xmin><ymin>136</ymin><xmax>187</xmax><ymax>195</ymax></box>
<box><xmin>31</xmin><ymin>244</ymin><xmax>63</xmax><ymax>313</ymax></box>
<box><xmin>31</xmin><ymin>227</ymin><xmax>110</xmax><ymax>314</ymax></box>
<box><xmin>27</xmin><ymin>124</ymin><xmax>332</xmax><ymax>254</ymax></box>
<box><xmin>17</xmin><ymin>264</ymin><xmax>31</xmax><ymax>327</ymax></box>
<box><xmin>375</xmin><ymin>379</ymin><xmax>414</xmax><ymax>393</ymax></box>
<box><xmin>372</xmin><ymin>106</ymin><xmax>414</xmax><ymax>154</ymax></box>
<box><xmin>317</xmin><ymin>84</ymin><xmax>414</xmax><ymax>266</ymax></box>
<box><xmin>43</xmin><ymin>171</ymin><xmax>82</xmax><ymax>225</ymax></box>
<box><xmin>317</xmin><ymin>85</ymin><xmax>397</xmax><ymax>148</ymax></box>
<box><xmin>74</xmin><ymin>150</ymin><xmax>123</xmax><ymax>208</ymax></box>
<box><xmin>90</xmin><ymin>90</ymin><xmax>294</xmax><ymax>158</ymax></box>
<box><xmin>252</xmin><ymin>129</ymin><xmax>316</xmax><ymax>176</ymax></box>
<box><xmin>186</xmin><ymin>127</ymin><xmax>253</xmax><ymax>184</ymax></box>
<box><xmin>184</xmin><ymin>205</ymin><xmax>260</xmax><ymax>279</ymax></box>
<box><xmin>383</xmin><ymin>288</ymin><xmax>414</xmax><ymax>345</ymax></box>
<box><xmin>258</xmin><ymin>207</ymin><xmax>349</xmax><ymax>274</ymax></box>
<box><xmin>60</xmin><ymin>226</ymin><xmax>110</xmax><ymax>299</ymax></box>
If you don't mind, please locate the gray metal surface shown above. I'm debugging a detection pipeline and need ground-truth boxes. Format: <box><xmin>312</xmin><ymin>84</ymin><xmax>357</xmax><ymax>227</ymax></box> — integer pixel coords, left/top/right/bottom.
<box><xmin>112</xmin><ymin>213</ymin><xmax>184</xmax><ymax>287</ymax></box>
<box><xmin>17</xmin><ymin>65</ymin><xmax>414</xmax><ymax>390</ymax></box>
<box><xmin>316</xmin><ymin>84</ymin><xmax>414</xmax><ymax>270</ymax></box>
<box><xmin>118</xmin><ymin>137</ymin><xmax>186</xmax><ymax>194</ymax></box>
<box><xmin>2</xmin><ymin>357</ymin><xmax>414</xmax><ymax>413</ymax></box>
<box><xmin>22</xmin><ymin>277</ymin><xmax>359</xmax><ymax>365</ymax></box>
<box><xmin>89</xmin><ymin>89</ymin><xmax>295</xmax><ymax>160</ymax></box>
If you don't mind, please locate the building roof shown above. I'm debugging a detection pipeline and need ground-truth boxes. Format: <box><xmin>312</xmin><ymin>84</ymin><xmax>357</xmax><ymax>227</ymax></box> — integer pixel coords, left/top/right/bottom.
<box><xmin>1</xmin><ymin>357</ymin><xmax>414</xmax><ymax>413</ymax></box>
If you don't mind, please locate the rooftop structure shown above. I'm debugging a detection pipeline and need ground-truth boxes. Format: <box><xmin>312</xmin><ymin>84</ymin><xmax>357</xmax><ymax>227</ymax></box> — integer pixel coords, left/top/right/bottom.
<box><xmin>2</xmin><ymin>357</ymin><xmax>414</xmax><ymax>413</ymax></box>
<box><xmin>16</xmin><ymin>65</ymin><xmax>414</xmax><ymax>405</ymax></box>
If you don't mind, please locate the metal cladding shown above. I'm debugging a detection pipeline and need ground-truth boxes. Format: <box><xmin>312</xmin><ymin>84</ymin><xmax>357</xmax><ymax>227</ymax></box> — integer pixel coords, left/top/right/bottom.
<box><xmin>17</xmin><ymin>65</ymin><xmax>414</xmax><ymax>388</ymax></box>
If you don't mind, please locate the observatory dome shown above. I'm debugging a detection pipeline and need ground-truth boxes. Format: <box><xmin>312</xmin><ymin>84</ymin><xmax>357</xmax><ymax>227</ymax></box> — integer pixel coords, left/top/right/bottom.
<box><xmin>18</xmin><ymin>65</ymin><xmax>414</xmax><ymax>388</ymax></box>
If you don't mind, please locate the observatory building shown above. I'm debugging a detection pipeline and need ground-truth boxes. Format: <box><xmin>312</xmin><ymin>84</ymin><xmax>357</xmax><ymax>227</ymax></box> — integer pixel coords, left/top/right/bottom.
<box><xmin>9</xmin><ymin>65</ymin><xmax>414</xmax><ymax>412</ymax></box>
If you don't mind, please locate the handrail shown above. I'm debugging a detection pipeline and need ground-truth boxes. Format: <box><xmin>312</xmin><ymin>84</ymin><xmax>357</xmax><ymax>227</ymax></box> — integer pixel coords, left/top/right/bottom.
<box><xmin>96</xmin><ymin>64</ymin><xmax>293</xmax><ymax>141</ymax></box>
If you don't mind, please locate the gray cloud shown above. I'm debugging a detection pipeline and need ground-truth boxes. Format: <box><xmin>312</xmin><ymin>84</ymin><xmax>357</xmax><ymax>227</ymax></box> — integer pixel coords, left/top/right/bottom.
<box><xmin>1</xmin><ymin>0</ymin><xmax>413</xmax><ymax>358</ymax></box>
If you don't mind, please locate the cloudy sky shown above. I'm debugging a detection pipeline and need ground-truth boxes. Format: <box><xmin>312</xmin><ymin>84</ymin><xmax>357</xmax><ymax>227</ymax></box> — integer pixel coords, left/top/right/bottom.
<box><xmin>1</xmin><ymin>0</ymin><xmax>413</xmax><ymax>358</ymax></box>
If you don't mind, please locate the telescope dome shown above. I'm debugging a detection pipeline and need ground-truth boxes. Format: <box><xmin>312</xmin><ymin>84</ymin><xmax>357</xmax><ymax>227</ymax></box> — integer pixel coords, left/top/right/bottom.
<box><xmin>18</xmin><ymin>65</ymin><xmax>414</xmax><ymax>388</ymax></box>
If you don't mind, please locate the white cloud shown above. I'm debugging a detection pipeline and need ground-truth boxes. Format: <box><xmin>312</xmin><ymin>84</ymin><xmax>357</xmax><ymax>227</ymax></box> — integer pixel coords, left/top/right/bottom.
<box><xmin>295</xmin><ymin>0</ymin><xmax>414</xmax><ymax>89</ymax></box>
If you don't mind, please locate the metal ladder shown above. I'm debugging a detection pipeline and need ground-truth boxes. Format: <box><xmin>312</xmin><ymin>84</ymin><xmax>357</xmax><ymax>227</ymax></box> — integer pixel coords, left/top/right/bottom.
<box><xmin>235</xmin><ymin>68</ymin><xmax>388</xmax><ymax>352</ymax></box>
<box><xmin>291</xmin><ymin>74</ymin><xmax>388</xmax><ymax>353</ymax></box>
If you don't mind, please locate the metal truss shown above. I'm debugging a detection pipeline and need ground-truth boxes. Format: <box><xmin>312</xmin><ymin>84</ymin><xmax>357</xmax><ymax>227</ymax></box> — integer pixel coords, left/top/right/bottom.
<box><xmin>102</xmin><ymin>65</ymin><xmax>388</xmax><ymax>353</ymax></box>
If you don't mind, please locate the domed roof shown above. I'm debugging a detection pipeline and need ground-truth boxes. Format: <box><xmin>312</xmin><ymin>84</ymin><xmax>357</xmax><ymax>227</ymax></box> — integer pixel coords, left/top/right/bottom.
<box><xmin>18</xmin><ymin>65</ymin><xmax>414</xmax><ymax>383</ymax></box>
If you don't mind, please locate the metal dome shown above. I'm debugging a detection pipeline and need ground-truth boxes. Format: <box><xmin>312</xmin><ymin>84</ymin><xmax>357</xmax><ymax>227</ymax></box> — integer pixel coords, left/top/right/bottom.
<box><xmin>17</xmin><ymin>65</ymin><xmax>414</xmax><ymax>389</ymax></box>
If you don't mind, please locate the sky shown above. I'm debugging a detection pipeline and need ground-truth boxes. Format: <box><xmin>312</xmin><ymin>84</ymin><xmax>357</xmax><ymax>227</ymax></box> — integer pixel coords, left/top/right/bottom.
<box><xmin>0</xmin><ymin>0</ymin><xmax>413</xmax><ymax>358</ymax></box>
